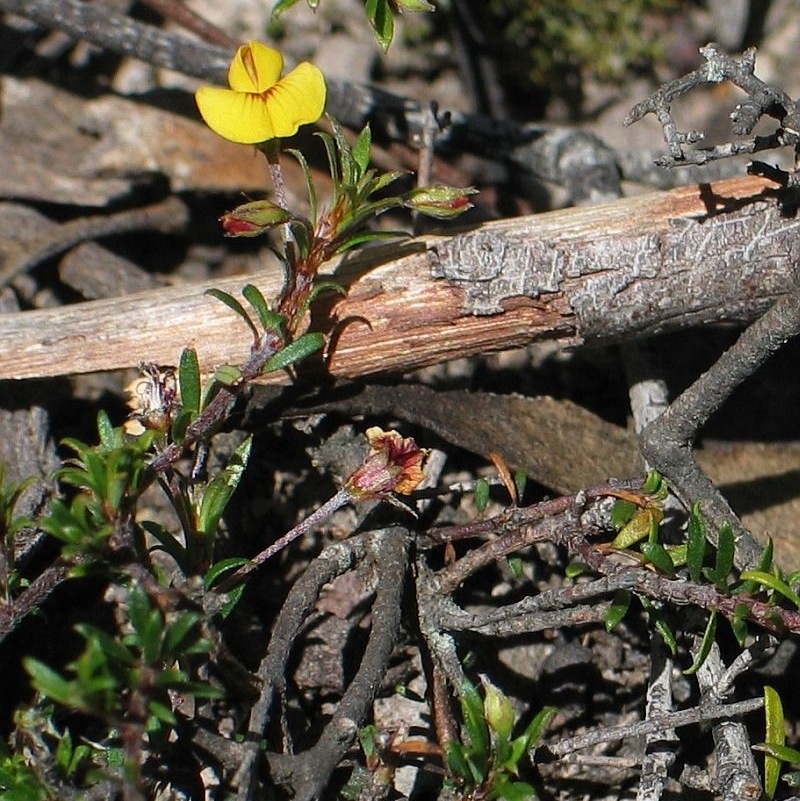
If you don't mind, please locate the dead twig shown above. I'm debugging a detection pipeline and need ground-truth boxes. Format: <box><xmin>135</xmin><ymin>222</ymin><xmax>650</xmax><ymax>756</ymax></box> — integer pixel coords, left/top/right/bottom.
<box><xmin>0</xmin><ymin>196</ymin><xmax>190</xmax><ymax>290</ymax></box>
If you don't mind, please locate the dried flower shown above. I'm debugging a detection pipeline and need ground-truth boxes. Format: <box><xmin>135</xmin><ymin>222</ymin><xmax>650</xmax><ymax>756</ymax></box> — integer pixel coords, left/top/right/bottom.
<box><xmin>195</xmin><ymin>41</ymin><xmax>326</xmax><ymax>145</ymax></box>
<box><xmin>345</xmin><ymin>427</ymin><xmax>428</xmax><ymax>499</ymax></box>
<box><xmin>124</xmin><ymin>364</ymin><xmax>180</xmax><ymax>435</ymax></box>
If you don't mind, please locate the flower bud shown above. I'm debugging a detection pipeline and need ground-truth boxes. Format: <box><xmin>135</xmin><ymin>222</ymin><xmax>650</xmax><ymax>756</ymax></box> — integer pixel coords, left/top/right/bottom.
<box><xmin>481</xmin><ymin>675</ymin><xmax>516</xmax><ymax>739</ymax></box>
<box><xmin>405</xmin><ymin>185</ymin><xmax>477</xmax><ymax>219</ymax></box>
<box><xmin>391</xmin><ymin>0</ymin><xmax>435</xmax><ymax>11</ymax></box>
<box><xmin>220</xmin><ymin>200</ymin><xmax>293</xmax><ymax>237</ymax></box>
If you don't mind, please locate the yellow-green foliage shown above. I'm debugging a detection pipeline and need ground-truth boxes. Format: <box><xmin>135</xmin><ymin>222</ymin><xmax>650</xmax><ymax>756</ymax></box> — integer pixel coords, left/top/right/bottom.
<box><xmin>482</xmin><ymin>0</ymin><xmax>687</xmax><ymax>114</ymax></box>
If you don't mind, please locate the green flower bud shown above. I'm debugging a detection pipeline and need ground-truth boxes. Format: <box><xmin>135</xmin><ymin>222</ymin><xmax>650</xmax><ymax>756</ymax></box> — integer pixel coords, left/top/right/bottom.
<box><xmin>405</xmin><ymin>185</ymin><xmax>477</xmax><ymax>219</ymax></box>
<box><xmin>481</xmin><ymin>675</ymin><xmax>516</xmax><ymax>739</ymax></box>
<box><xmin>391</xmin><ymin>0</ymin><xmax>435</xmax><ymax>11</ymax></box>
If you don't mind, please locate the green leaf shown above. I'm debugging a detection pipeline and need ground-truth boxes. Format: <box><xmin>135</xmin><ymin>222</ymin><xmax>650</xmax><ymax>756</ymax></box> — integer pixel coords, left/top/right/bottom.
<box><xmin>757</xmin><ymin>743</ymin><xmax>800</xmax><ymax>765</ymax></box>
<box><xmin>197</xmin><ymin>437</ymin><xmax>252</xmax><ymax>536</ymax></box>
<box><xmin>162</xmin><ymin>612</ymin><xmax>202</xmax><ymax>661</ymax></box>
<box><xmin>564</xmin><ymin>562</ymin><xmax>585</xmax><ymax>578</ymax></box>
<box><xmin>316</xmin><ymin>132</ymin><xmax>341</xmax><ymax>204</ymax></box>
<box><xmin>764</xmin><ymin>685</ymin><xmax>786</xmax><ymax>799</ymax></box>
<box><xmin>204</xmin><ymin>557</ymin><xmax>251</xmax><ymax>618</ymax></box>
<box><xmin>639</xmin><ymin>595</ymin><xmax>676</xmax><ymax>654</ymax></box>
<box><xmin>96</xmin><ymin>410</ymin><xmax>116</xmax><ymax>450</ymax></box>
<box><xmin>179</xmin><ymin>348</ymin><xmax>201</xmax><ymax>417</ymax></box>
<box><xmin>24</xmin><ymin>658</ymin><xmax>80</xmax><ymax>709</ymax></box>
<box><xmin>611</xmin><ymin>508</ymin><xmax>654</xmax><ymax>549</ymax></box>
<box><xmin>507</xmin><ymin>556</ymin><xmax>523</xmax><ymax>578</ymax></box>
<box><xmin>305</xmin><ymin>280</ymin><xmax>347</xmax><ymax>306</ymax></box>
<box><xmin>714</xmin><ymin>521</ymin><xmax>735</xmax><ymax>586</ymax></box>
<box><xmin>334</xmin><ymin>228</ymin><xmax>409</xmax><ymax>255</ymax></box>
<box><xmin>517</xmin><ymin>706</ymin><xmax>556</xmax><ymax>754</ymax></box>
<box><xmin>640</xmin><ymin>541</ymin><xmax>675</xmax><ymax>576</ymax></box>
<box><xmin>242</xmin><ymin>284</ymin><xmax>281</xmax><ymax>333</ymax></box>
<box><xmin>489</xmin><ymin>779</ymin><xmax>538</xmax><ymax>801</ymax></box>
<box><xmin>605</xmin><ymin>589</ymin><xmax>631</xmax><ymax>632</ymax></box>
<box><xmin>686</xmin><ymin>502</ymin><xmax>706</xmax><ymax>583</ymax></box>
<box><xmin>737</xmin><ymin>537</ymin><xmax>775</xmax><ymax>595</ymax></box>
<box><xmin>205</xmin><ymin>288</ymin><xmax>258</xmax><ymax>341</ymax></box>
<box><xmin>74</xmin><ymin>623</ymin><xmax>136</xmax><ymax>667</ymax></box>
<box><xmin>330</xmin><ymin>118</ymin><xmax>356</xmax><ymax>186</ymax></box>
<box><xmin>684</xmin><ymin>610</ymin><xmax>717</xmax><ymax>675</ymax></box>
<box><xmin>271</xmin><ymin>0</ymin><xmax>302</xmax><ymax>17</ymax></box>
<box><xmin>214</xmin><ymin>364</ymin><xmax>243</xmax><ymax>386</ymax></box>
<box><xmin>263</xmin><ymin>333</ymin><xmax>324</xmax><ymax>373</ymax></box>
<box><xmin>352</xmin><ymin>125</ymin><xmax>372</xmax><ymax>176</ymax></box>
<box><xmin>642</xmin><ymin>470</ymin><xmax>663</xmax><ymax>494</ymax></box>
<box><xmin>286</xmin><ymin>148</ymin><xmax>318</xmax><ymax>223</ymax></box>
<box><xmin>474</xmin><ymin>478</ymin><xmax>490</xmax><ymax>513</ymax></box>
<box><xmin>460</xmin><ymin>680</ymin><xmax>489</xmax><ymax>774</ymax></box>
<box><xmin>365</xmin><ymin>0</ymin><xmax>394</xmax><ymax>50</ymax></box>
<box><xmin>445</xmin><ymin>741</ymin><xmax>474</xmax><ymax>785</ymax></box>
<box><xmin>739</xmin><ymin>570</ymin><xmax>800</xmax><ymax>608</ymax></box>
<box><xmin>141</xmin><ymin>520</ymin><xmax>187</xmax><ymax>570</ymax></box>
<box><xmin>513</xmin><ymin>471</ymin><xmax>527</xmax><ymax>504</ymax></box>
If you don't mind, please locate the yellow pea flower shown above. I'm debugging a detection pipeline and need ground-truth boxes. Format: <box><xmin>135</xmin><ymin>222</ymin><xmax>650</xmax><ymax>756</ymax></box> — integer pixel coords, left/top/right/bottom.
<box><xmin>195</xmin><ymin>41</ymin><xmax>326</xmax><ymax>145</ymax></box>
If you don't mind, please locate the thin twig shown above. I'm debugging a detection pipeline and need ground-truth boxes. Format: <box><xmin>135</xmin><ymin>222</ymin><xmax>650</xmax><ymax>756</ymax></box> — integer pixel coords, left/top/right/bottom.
<box><xmin>540</xmin><ymin>697</ymin><xmax>764</xmax><ymax>760</ymax></box>
<box><xmin>695</xmin><ymin>642</ymin><xmax>762</xmax><ymax>801</ymax></box>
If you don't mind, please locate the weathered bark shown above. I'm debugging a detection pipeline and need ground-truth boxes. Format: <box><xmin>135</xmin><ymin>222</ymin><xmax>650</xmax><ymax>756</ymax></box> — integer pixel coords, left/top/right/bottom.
<box><xmin>0</xmin><ymin>174</ymin><xmax>795</xmax><ymax>381</ymax></box>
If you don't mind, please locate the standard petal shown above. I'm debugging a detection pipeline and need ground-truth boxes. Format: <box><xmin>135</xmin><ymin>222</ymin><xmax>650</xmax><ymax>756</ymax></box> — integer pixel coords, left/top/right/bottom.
<box><xmin>195</xmin><ymin>87</ymin><xmax>276</xmax><ymax>144</ymax></box>
<box><xmin>264</xmin><ymin>62</ymin><xmax>327</xmax><ymax>137</ymax></box>
<box><xmin>228</xmin><ymin>41</ymin><xmax>284</xmax><ymax>93</ymax></box>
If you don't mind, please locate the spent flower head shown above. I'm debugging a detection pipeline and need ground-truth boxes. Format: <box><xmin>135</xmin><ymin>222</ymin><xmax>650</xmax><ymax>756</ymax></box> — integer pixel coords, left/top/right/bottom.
<box><xmin>195</xmin><ymin>41</ymin><xmax>326</xmax><ymax>145</ymax></box>
<box><xmin>345</xmin><ymin>427</ymin><xmax>428</xmax><ymax>499</ymax></box>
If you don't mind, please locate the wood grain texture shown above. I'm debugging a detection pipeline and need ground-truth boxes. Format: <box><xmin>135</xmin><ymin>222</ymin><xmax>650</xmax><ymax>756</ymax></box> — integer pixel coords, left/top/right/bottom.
<box><xmin>0</xmin><ymin>174</ymin><xmax>793</xmax><ymax>382</ymax></box>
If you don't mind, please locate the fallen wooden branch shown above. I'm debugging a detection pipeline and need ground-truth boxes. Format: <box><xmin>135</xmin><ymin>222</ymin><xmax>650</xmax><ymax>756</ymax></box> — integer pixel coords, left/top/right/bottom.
<box><xmin>0</xmin><ymin>174</ymin><xmax>795</xmax><ymax>382</ymax></box>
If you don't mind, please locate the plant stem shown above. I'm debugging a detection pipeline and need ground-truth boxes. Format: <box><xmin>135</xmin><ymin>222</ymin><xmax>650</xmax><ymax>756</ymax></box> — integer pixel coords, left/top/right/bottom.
<box><xmin>215</xmin><ymin>488</ymin><xmax>352</xmax><ymax>591</ymax></box>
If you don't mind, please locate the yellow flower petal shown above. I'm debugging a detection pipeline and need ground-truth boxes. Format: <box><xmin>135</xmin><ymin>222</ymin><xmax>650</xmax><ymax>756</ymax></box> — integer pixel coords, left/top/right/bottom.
<box><xmin>195</xmin><ymin>86</ymin><xmax>278</xmax><ymax>144</ymax></box>
<box><xmin>228</xmin><ymin>41</ymin><xmax>284</xmax><ymax>93</ymax></box>
<box><xmin>264</xmin><ymin>62</ymin><xmax>327</xmax><ymax>138</ymax></box>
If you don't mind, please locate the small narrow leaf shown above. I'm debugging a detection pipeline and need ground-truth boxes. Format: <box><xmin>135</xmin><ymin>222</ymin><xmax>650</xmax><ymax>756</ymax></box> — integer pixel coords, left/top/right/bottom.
<box><xmin>365</xmin><ymin>0</ymin><xmax>394</xmax><ymax>50</ymax></box>
<box><xmin>639</xmin><ymin>595</ymin><xmax>677</xmax><ymax>654</ymax></box>
<box><xmin>514</xmin><ymin>471</ymin><xmax>528</xmax><ymax>504</ymax></box>
<box><xmin>518</xmin><ymin>705</ymin><xmax>557</xmax><ymax>754</ymax></box>
<box><xmin>757</xmin><ymin>743</ymin><xmax>800</xmax><ymax>765</ymax></box>
<box><xmin>352</xmin><ymin>125</ymin><xmax>372</xmax><ymax>175</ymax></box>
<box><xmin>214</xmin><ymin>364</ymin><xmax>243</xmax><ymax>386</ymax></box>
<box><xmin>286</xmin><ymin>147</ymin><xmax>318</xmax><ymax>222</ymax></box>
<box><xmin>764</xmin><ymin>685</ymin><xmax>786</xmax><ymax>799</ymax></box>
<box><xmin>640</xmin><ymin>541</ymin><xmax>675</xmax><ymax>576</ymax></box>
<box><xmin>263</xmin><ymin>333</ymin><xmax>324</xmax><ymax>373</ymax></box>
<box><xmin>96</xmin><ymin>410</ymin><xmax>116</xmax><ymax>450</ymax></box>
<box><xmin>686</xmin><ymin>502</ymin><xmax>707</xmax><ymax>583</ymax></box>
<box><xmin>737</xmin><ymin>537</ymin><xmax>775</xmax><ymax>595</ymax></box>
<box><xmin>445</xmin><ymin>742</ymin><xmax>474</xmax><ymax>784</ymax></box>
<box><xmin>179</xmin><ymin>348</ymin><xmax>201</xmax><ymax>417</ymax></box>
<box><xmin>642</xmin><ymin>470</ymin><xmax>663</xmax><ymax>494</ymax></box>
<box><xmin>739</xmin><ymin>570</ymin><xmax>800</xmax><ymax>608</ymax></box>
<box><xmin>271</xmin><ymin>0</ymin><xmax>302</xmax><ymax>17</ymax></box>
<box><xmin>460</xmin><ymin>680</ymin><xmax>489</xmax><ymax>769</ymax></box>
<box><xmin>610</xmin><ymin>499</ymin><xmax>637</xmax><ymax>530</ymax></box>
<box><xmin>714</xmin><ymin>521</ymin><xmax>735</xmax><ymax>587</ymax></box>
<box><xmin>474</xmin><ymin>478</ymin><xmax>490</xmax><ymax>513</ymax></box>
<box><xmin>684</xmin><ymin>610</ymin><xmax>717</xmax><ymax>675</ymax></box>
<box><xmin>242</xmin><ymin>284</ymin><xmax>280</xmax><ymax>333</ymax></box>
<box><xmin>198</xmin><ymin>437</ymin><xmax>252</xmax><ymax>536</ymax></box>
<box><xmin>205</xmin><ymin>288</ymin><xmax>258</xmax><ymax>341</ymax></box>
<box><xmin>605</xmin><ymin>589</ymin><xmax>631</xmax><ymax>632</ymax></box>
